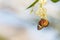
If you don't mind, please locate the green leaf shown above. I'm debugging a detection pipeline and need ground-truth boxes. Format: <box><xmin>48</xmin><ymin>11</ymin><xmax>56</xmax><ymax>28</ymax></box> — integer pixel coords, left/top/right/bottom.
<box><xmin>30</xmin><ymin>9</ymin><xmax>33</xmax><ymax>14</ymax></box>
<box><xmin>51</xmin><ymin>0</ymin><xmax>60</xmax><ymax>3</ymax></box>
<box><xmin>0</xmin><ymin>36</ymin><xmax>6</xmax><ymax>40</ymax></box>
<box><xmin>27</xmin><ymin>0</ymin><xmax>39</xmax><ymax>9</ymax></box>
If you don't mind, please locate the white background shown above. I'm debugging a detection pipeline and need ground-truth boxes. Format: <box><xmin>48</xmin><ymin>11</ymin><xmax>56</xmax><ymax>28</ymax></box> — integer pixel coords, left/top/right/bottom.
<box><xmin>0</xmin><ymin>0</ymin><xmax>60</xmax><ymax>40</ymax></box>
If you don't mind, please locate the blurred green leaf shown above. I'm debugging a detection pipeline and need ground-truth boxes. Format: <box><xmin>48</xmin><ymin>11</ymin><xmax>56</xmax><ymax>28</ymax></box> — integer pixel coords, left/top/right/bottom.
<box><xmin>0</xmin><ymin>36</ymin><xmax>7</xmax><ymax>40</ymax></box>
<box><xmin>30</xmin><ymin>9</ymin><xmax>33</xmax><ymax>14</ymax></box>
<box><xmin>27</xmin><ymin>0</ymin><xmax>39</xmax><ymax>9</ymax></box>
<box><xmin>51</xmin><ymin>0</ymin><xmax>60</xmax><ymax>3</ymax></box>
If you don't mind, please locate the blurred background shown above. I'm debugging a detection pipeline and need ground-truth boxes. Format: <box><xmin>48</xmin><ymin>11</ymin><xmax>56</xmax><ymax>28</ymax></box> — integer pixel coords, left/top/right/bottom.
<box><xmin>0</xmin><ymin>0</ymin><xmax>60</xmax><ymax>40</ymax></box>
